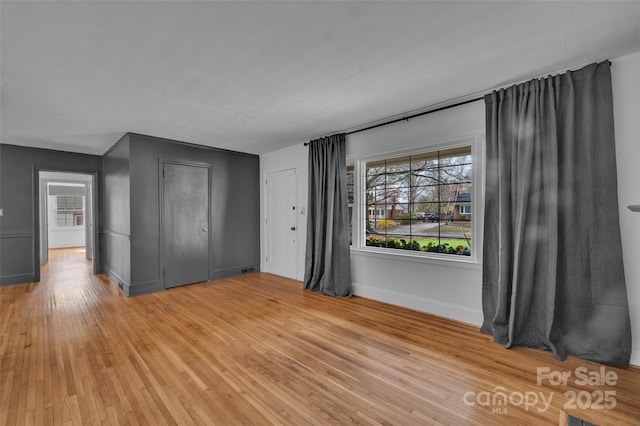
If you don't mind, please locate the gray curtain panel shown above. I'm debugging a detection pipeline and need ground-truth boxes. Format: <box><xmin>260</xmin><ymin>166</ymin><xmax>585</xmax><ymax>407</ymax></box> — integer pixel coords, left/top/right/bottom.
<box><xmin>482</xmin><ymin>62</ymin><xmax>632</xmax><ymax>367</ymax></box>
<box><xmin>304</xmin><ymin>134</ymin><xmax>352</xmax><ymax>297</ymax></box>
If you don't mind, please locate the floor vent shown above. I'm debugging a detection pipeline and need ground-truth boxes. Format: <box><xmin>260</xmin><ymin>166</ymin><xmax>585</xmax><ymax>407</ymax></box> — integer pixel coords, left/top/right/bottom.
<box><xmin>241</xmin><ymin>267</ymin><xmax>255</xmax><ymax>274</ymax></box>
<box><xmin>117</xmin><ymin>281</ymin><xmax>124</xmax><ymax>289</ymax></box>
<box><xmin>567</xmin><ymin>414</ymin><xmax>597</xmax><ymax>426</ymax></box>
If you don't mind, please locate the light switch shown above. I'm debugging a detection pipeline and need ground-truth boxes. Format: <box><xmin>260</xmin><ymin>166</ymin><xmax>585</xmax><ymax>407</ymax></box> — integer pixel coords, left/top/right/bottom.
<box><xmin>0</xmin><ymin>209</ymin><xmax>3</xmax><ymax>216</ymax></box>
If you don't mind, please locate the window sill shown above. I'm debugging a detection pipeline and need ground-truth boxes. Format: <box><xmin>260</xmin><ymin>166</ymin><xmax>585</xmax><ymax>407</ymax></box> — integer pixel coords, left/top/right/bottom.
<box><xmin>349</xmin><ymin>246</ymin><xmax>482</xmax><ymax>270</ymax></box>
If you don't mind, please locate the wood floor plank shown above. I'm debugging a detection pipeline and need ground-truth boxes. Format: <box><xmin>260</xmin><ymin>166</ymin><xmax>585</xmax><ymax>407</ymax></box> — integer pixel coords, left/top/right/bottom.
<box><xmin>1</xmin><ymin>248</ymin><xmax>639</xmax><ymax>425</ymax></box>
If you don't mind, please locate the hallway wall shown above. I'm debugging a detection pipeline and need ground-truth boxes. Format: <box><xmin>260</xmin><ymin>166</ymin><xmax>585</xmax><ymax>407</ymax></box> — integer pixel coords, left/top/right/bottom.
<box><xmin>0</xmin><ymin>144</ymin><xmax>102</xmax><ymax>285</ymax></box>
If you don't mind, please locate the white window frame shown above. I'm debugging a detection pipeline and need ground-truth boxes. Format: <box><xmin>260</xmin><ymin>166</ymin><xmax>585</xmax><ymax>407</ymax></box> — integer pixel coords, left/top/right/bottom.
<box><xmin>459</xmin><ymin>205</ymin><xmax>472</xmax><ymax>215</ymax></box>
<box><xmin>349</xmin><ymin>135</ymin><xmax>483</xmax><ymax>265</ymax></box>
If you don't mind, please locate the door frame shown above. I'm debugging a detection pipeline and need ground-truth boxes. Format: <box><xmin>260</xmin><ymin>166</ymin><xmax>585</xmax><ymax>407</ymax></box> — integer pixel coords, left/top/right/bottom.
<box><xmin>85</xmin><ymin>181</ymin><xmax>94</xmax><ymax>260</ymax></box>
<box><xmin>39</xmin><ymin>177</ymin><xmax>48</xmax><ymax>264</ymax></box>
<box><xmin>265</xmin><ymin>167</ymin><xmax>298</xmax><ymax>280</ymax></box>
<box><xmin>32</xmin><ymin>167</ymin><xmax>100</xmax><ymax>281</ymax></box>
<box><xmin>40</xmin><ymin>176</ymin><xmax>93</xmax><ymax>261</ymax></box>
<box><xmin>158</xmin><ymin>159</ymin><xmax>212</xmax><ymax>288</ymax></box>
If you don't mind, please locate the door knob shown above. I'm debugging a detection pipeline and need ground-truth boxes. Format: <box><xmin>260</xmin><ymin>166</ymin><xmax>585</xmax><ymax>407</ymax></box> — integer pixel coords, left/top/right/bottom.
<box><xmin>202</xmin><ymin>227</ymin><xmax>208</xmax><ymax>232</ymax></box>
<box><xmin>290</xmin><ymin>226</ymin><xmax>296</xmax><ymax>231</ymax></box>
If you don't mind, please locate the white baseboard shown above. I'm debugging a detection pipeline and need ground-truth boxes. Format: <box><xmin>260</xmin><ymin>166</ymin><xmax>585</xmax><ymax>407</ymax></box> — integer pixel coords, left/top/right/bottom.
<box><xmin>352</xmin><ymin>282</ymin><xmax>640</xmax><ymax>368</ymax></box>
<box><xmin>630</xmin><ymin>346</ymin><xmax>640</xmax><ymax>368</ymax></box>
<box><xmin>352</xmin><ymin>282</ymin><xmax>483</xmax><ymax>327</ymax></box>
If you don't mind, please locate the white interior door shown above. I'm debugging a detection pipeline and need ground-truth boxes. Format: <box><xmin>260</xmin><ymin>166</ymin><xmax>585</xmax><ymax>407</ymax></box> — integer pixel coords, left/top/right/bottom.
<box><xmin>266</xmin><ymin>169</ymin><xmax>297</xmax><ymax>280</ymax></box>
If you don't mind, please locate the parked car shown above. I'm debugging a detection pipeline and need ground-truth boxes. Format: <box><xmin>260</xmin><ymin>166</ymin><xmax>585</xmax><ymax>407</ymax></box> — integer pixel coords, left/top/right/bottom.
<box><xmin>423</xmin><ymin>213</ymin><xmax>440</xmax><ymax>222</ymax></box>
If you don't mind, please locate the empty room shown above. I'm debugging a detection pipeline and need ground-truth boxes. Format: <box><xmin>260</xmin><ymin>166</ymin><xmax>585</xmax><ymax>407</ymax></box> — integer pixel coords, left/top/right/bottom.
<box><xmin>1</xmin><ymin>1</ymin><xmax>640</xmax><ymax>425</ymax></box>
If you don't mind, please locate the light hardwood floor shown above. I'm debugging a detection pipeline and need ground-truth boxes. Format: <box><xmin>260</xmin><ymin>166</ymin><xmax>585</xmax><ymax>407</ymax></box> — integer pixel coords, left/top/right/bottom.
<box><xmin>1</xmin><ymin>248</ymin><xmax>639</xmax><ymax>425</ymax></box>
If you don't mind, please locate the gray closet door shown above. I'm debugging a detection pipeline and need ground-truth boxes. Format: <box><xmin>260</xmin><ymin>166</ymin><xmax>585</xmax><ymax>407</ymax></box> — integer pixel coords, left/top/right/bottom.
<box><xmin>162</xmin><ymin>162</ymin><xmax>210</xmax><ymax>288</ymax></box>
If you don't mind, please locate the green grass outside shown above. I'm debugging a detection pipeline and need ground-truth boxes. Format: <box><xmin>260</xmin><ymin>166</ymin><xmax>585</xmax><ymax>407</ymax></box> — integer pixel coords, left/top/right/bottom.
<box><xmin>414</xmin><ymin>238</ymin><xmax>471</xmax><ymax>249</ymax></box>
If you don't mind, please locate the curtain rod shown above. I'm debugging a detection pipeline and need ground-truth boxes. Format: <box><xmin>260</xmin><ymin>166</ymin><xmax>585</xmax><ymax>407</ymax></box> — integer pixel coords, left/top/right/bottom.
<box><xmin>346</xmin><ymin>96</ymin><xmax>483</xmax><ymax>135</ymax></box>
<box><xmin>305</xmin><ymin>59</ymin><xmax>610</xmax><ymax>146</ymax></box>
<box><xmin>306</xmin><ymin>59</ymin><xmax>613</xmax><ymax>146</ymax></box>
<box><xmin>304</xmin><ymin>96</ymin><xmax>483</xmax><ymax>146</ymax></box>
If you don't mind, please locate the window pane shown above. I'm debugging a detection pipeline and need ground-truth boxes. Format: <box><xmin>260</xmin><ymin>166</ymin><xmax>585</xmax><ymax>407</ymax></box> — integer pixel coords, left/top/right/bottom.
<box><xmin>346</xmin><ymin>166</ymin><xmax>354</xmax><ymax>204</ymax></box>
<box><xmin>366</xmin><ymin>165</ymin><xmax>386</xmax><ymax>186</ymax></box>
<box><xmin>55</xmin><ymin>195</ymin><xmax>85</xmax><ymax>228</ymax></box>
<box><xmin>385</xmin><ymin>157</ymin><xmax>410</xmax><ymax>186</ymax></box>
<box><xmin>410</xmin><ymin>151</ymin><xmax>440</xmax><ymax>170</ymax></box>
<box><xmin>347</xmin><ymin>165</ymin><xmax>354</xmax><ymax>245</ymax></box>
<box><xmin>410</xmin><ymin>169</ymin><xmax>441</xmax><ymax>187</ymax></box>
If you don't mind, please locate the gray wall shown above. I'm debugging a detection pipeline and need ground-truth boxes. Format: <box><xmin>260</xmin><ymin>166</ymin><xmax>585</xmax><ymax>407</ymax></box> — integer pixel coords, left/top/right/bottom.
<box><xmin>0</xmin><ymin>144</ymin><xmax>102</xmax><ymax>285</ymax></box>
<box><xmin>102</xmin><ymin>133</ymin><xmax>260</xmax><ymax>296</ymax></box>
<box><xmin>102</xmin><ymin>134</ymin><xmax>131</xmax><ymax>291</ymax></box>
<box><xmin>1</xmin><ymin>135</ymin><xmax>260</xmax><ymax>293</ymax></box>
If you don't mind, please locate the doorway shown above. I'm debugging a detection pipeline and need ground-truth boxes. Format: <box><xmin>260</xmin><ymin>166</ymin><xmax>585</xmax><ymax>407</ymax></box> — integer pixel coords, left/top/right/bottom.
<box><xmin>265</xmin><ymin>168</ymin><xmax>298</xmax><ymax>280</ymax></box>
<box><xmin>161</xmin><ymin>161</ymin><xmax>211</xmax><ymax>288</ymax></box>
<box><xmin>36</xmin><ymin>170</ymin><xmax>99</xmax><ymax>277</ymax></box>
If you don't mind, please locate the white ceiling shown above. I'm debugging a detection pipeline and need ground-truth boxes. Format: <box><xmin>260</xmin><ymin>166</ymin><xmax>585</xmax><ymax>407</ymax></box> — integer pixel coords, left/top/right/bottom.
<box><xmin>2</xmin><ymin>1</ymin><xmax>640</xmax><ymax>156</ymax></box>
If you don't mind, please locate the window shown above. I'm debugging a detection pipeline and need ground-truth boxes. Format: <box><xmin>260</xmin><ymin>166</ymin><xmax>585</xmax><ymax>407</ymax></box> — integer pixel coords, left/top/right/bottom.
<box><xmin>347</xmin><ymin>165</ymin><xmax>355</xmax><ymax>244</ymax></box>
<box><xmin>362</xmin><ymin>144</ymin><xmax>473</xmax><ymax>257</ymax></box>
<box><xmin>55</xmin><ymin>195</ymin><xmax>84</xmax><ymax>227</ymax></box>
